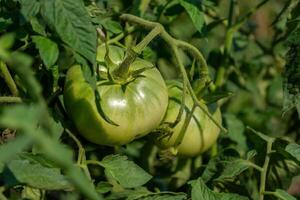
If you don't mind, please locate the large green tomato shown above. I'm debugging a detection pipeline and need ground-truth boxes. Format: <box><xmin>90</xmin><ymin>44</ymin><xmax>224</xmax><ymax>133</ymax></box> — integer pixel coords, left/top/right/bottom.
<box><xmin>64</xmin><ymin>45</ymin><xmax>168</xmax><ymax>146</ymax></box>
<box><xmin>155</xmin><ymin>81</ymin><xmax>222</xmax><ymax>157</ymax></box>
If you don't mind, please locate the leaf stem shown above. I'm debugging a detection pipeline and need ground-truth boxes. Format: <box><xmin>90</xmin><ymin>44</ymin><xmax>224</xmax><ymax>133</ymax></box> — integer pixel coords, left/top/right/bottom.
<box><xmin>247</xmin><ymin>161</ymin><xmax>263</xmax><ymax>172</ymax></box>
<box><xmin>107</xmin><ymin>26</ymin><xmax>135</xmax><ymax>45</ymax></box>
<box><xmin>65</xmin><ymin>129</ymin><xmax>84</xmax><ymax>164</ymax></box>
<box><xmin>259</xmin><ymin>139</ymin><xmax>274</xmax><ymax>200</ymax></box>
<box><xmin>0</xmin><ymin>61</ymin><xmax>19</xmax><ymax>96</ymax></box>
<box><xmin>0</xmin><ymin>96</ymin><xmax>22</xmax><ymax>103</ymax></box>
<box><xmin>86</xmin><ymin>160</ymin><xmax>105</xmax><ymax>168</ymax></box>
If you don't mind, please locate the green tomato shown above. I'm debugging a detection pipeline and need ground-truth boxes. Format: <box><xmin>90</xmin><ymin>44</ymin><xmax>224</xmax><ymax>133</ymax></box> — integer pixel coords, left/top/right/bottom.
<box><xmin>155</xmin><ymin>81</ymin><xmax>222</xmax><ymax>157</ymax></box>
<box><xmin>64</xmin><ymin>45</ymin><xmax>168</xmax><ymax>146</ymax></box>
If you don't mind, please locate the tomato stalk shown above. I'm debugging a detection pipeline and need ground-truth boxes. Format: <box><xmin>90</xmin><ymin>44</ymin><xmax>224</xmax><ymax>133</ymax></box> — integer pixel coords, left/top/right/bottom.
<box><xmin>111</xmin><ymin>25</ymin><xmax>162</xmax><ymax>81</ymax></box>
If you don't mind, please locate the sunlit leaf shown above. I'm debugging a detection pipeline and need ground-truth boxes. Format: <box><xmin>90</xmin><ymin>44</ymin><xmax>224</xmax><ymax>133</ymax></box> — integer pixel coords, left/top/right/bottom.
<box><xmin>40</xmin><ymin>0</ymin><xmax>97</xmax><ymax>65</ymax></box>
<box><xmin>101</xmin><ymin>155</ymin><xmax>152</xmax><ymax>188</ymax></box>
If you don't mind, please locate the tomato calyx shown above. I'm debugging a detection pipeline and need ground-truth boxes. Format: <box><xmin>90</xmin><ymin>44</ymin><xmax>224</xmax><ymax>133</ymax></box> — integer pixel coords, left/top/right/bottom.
<box><xmin>98</xmin><ymin>45</ymin><xmax>155</xmax><ymax>85</ymax></box>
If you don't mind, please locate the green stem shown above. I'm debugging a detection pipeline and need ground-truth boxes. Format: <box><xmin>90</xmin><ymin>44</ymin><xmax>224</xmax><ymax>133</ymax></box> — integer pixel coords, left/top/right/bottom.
<box><xmin>112</xmin><ymin>25</ymin><xmax>162</xmax><ymax>81</ymax></box>
<box><xmin>0</xmin><ymin>96</ymin><xmax>22</xmax><ymax>103</ymax></box>
<box><xmin>65</xmin><ymin>129</ymin><xmax>84</xmax><ymax>165</ymax></box>
<box><xmin>174</xmin><ymin>104</ymin><xmax>196</xmax><ymax>147</ymax></box>
<box><xmin>86</xmin><ymin>160</ymin><xmax>105</xmax><ymax>168</ymax></box>
<box><xmin>0</xmin><ymin>61</ymin><xmax>19</xmax><ymax>96</ymax></box>
<box><xmin>65</xmin><ymin>129</ymin><xmax>92</xmax><ymax>181</ymax></box>
<box><xmin>107</xmin><ymin>26</ymin><xmax>135</xmax><ymax>45</ymax></box>
<box><xmin>259</xmin><ymin>139</ymin><xmax>274</xmax><ymax>200</ymax></box>
<box><xmin>247</xmin><ymin>128</ymin><xmax>275</xmax><ymax>200</ymax></box>
<box><xmin>247</xmin><ymin>161</ymin><xmax>263</xmax><ymax>172</ymax></box>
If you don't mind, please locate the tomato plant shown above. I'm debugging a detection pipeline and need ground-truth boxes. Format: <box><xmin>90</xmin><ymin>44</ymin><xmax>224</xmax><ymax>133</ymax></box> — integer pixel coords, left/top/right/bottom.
<box><xmin>64</xmin><ymin>45</ymin><xmax>168</xmax><ymax>146</ymax></box>
<box><xmin>0</xmin><ymin>1</ymin><xmax>299</xmax><ymax>200</ymax></box>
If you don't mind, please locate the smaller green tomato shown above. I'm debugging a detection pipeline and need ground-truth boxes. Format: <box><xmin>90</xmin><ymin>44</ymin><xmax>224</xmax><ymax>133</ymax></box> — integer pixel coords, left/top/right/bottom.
<box><xmin>155</xmin><ymin>81</ymin><xmax>222</xmax><ymax>157</ymax></box>
<box><xmin>63</xmin><ymin>45</ymin><xmax>168</xmax><ymax>146</ymax></box>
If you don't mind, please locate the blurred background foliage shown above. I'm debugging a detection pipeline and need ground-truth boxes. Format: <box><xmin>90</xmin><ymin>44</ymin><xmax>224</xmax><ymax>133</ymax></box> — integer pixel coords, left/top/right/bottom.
<box><xmin>0</xmin><ymin>0</ymin><xmax>299</xmax><ymax>199</ymax></box>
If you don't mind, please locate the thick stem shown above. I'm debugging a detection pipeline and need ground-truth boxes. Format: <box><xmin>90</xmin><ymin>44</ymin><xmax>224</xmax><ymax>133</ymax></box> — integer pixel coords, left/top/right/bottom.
<box><xmin>112</xmin><ymin>25</ymin><xmax>162</xmax><ymax>81</ymax></box>
<box><xmin>112</xmin><ymin>48</ymin><xmax>137</xmax><ymax>80</ymax></box>
<box><xmin>0</xmin><ymin>61</ymin><xmax>19</xmax><ymax>96</ymax></box>
<box><xmin>259</xmin><ymin>139</ymin><xmax>273</xmax><ymax>200</ymax></box>
<box><xmin>107</xmin><ymin>26</ymin><xmax>135</xmax><ymax>45</ymax></box>
<box><xmin>65</xmin><ymin>129</ymin><xmax>92</xmax><ymax>181</ymax></box>
<box><xmin>247</xmin><ymin>127</ymin><xmax>274</xmax><ymax>200</ymax></box>
<box><xmin>0</xmin><ymin>96</ymin><xmax>22</xmax><ymax>103</ymax></box>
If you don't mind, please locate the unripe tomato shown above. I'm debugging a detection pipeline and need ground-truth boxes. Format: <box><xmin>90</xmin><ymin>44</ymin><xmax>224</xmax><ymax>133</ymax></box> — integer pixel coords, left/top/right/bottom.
<box><xmin>64</xmin><ymin>45</ymin><xmax>168</xmax><ymax>146</ymax></box>
<box><xmin>155</xmin><ymin>81</ymin><xmax>222</xmax><ymax>157</ymax></box>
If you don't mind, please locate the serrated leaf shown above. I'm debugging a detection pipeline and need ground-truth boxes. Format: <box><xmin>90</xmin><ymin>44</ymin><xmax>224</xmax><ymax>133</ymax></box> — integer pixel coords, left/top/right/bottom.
<box><xmin>101</xmin><ymin>155</ymin><xmax>152</xmax><ymax>188</ymax></box>
<box><xmin>179</xmin><ymin>0</ymin><xmax>205</xmax><ymax>33</ymax></box>
<box><xmin>41</xmin><ymin>0</ymin><xmax>97</xmax><ymax>65</ymax></box>
<box><xmin>216</xmin><ymin>159</ymin><xmax>251</xmax><ymax>182</ymax></box>
<box><xmin>224</xmin><ymin>114</ymin><xmax>247</xmax><ymax>151</ymax></box>
<box><xmin>100</xmin><ymin>18</ymin><xmax>122</xmax><ymax>34</ymax></box>
<box><xmin>285</xmin><ymin>143</ymin><xmax>300</xmax><ymax>162</ymax></box>
<box><xmin>4</xmin><ymin>160</ymin><xmax>72</xmax><ymax>190</ymax></box>
<box><xmin>190</xmin><ymin>178</ymin><xmax>249</xmax><ymax>200</ymax></box>
<box><xmin>201</xmin><ymin>156</ymin><xmax>220</xmax><ymax>183</ymax></box>
<box><xmin>30</xmin><ymin>17</ymin><xmax>47</xmax><ymax>36</ymax></box>
<box><xmin>32</xmin><ymin>36</ymin><xmax>59</xmax><ymax>69</ymax></box>
<box><xmin>20</xmin><ymin>0</ymin><xmax>40</xmax><ymax>20</ymax></box>
<box><xmin>273</xmin><ymin>189</ymin><xmax>297</xmax><ymax>200</ymax></box>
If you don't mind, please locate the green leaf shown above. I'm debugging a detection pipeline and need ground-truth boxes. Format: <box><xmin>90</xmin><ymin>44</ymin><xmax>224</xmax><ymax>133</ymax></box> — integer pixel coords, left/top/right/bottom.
<box><xmin>128</xmin><ymin>192</ymin><xmax>187</xmax><ymax>200</ymax></box>
<box><xmin>190</xmin><ymin>178</ymin><xmax>249</xmax><ymax>200</ymax></box>
<box><xmin>179</xmin><ymin>0</ymin><xmax>205</xmax><ymax>33</ymax></box>
<box><xmin>0</xmin><ymin>17</ymin><xmax>13</xmax><ymax>32</ymax></box>
<box><xmin>40</xmin><ymin>0</ymin><xmax>97</xmax><ymax>65</ymax></box>
<box><xmin>224</xmin><ymin>114</ymin><xmax>248</xmax><ymax>151</ymax></box>
<box><xmin>101</xmin><ymin>155</ymin><xmax>152</xmax><ymax>188</ymax></box>
<box><xmin>272</xmin><ymin>189</ymin><xmax>297</xmax><ymax>200</ymax></box>
<box><xmin>30</xmin><ymin>17</ymin><xmax>47</xmax><ymax>36</ymax></box>
<box><xmin>0</xmin><ymin>135</ymin><xmax>32</xmax><ymax>164</ymax></box>
<box><xmin>285</xmin><ymin>143</ymin><xmax>300</xmax><ymax>162</ymax></box>
<box><xmin>216</xmin><ymin>159</ymin><xmax>251</xmax><ymax>182</ymax></box>
<box><xmin>0</xmin><ymin>105</ymin><xmax>101</xmax><ymax>200</ymax></box>
<box><xmin>4</xmin><ymin>159</ymin><xmax>72</xmax><ymax>190</ymax></box>
<box><xmin>32</xmin><ymin>35</ymin><xmax>59</xmax><ymax>69</ymax></box>
<box><xmin>0</xmin><ymin>33</ymin><xmax>15</xmax><ymax>50</ymax></box>
<box><xmin>100</xmin><ymin>19</ymin><xmax>122</xmax><ymax>34</ymax></box>
<box><xmin>20</xmin><ymin>0</ymin><xmax>40</xmax><ymax>20</ymax></box>
<box><xmin>95</xmin><ymin>181</ymin><xmax>112</xmax><ymax>194</ymax></box>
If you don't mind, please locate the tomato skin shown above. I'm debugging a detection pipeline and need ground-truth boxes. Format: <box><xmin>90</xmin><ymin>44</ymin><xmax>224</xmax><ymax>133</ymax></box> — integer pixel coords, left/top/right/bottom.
<box><xmin>64</xmin><ymin>45</ymin><xmax>168</xmax><ymax>146</ymax></box>
<box><xmin>155</xmin><ymin>82</ymin><xmax>222</xmax><ymax>157</ymax></box>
